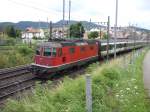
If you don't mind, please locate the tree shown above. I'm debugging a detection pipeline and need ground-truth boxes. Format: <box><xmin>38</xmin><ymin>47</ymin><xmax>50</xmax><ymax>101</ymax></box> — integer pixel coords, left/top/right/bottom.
<box><xmin>5</xmin><ymin>26</ymin><xmax>16</xmax><ymax>38</ymax></box>
<box><xmin>15</xmin><ymin>29</ymin><xmax>21</xmax><ymax>37</ymax></box>
<box><xmin>88</xmin><ymin>31</ymin><xmax>99</xmax><ymax>39</ymax></box>
<box><xmin>69</xmin><ymin>22</ymin><xmax>85</xmax><ymax>38</ymax></box>
<box><xmin>103</xmin><ymin>33</ymin><xmax>108</xmax><ymax>39</ymax></box>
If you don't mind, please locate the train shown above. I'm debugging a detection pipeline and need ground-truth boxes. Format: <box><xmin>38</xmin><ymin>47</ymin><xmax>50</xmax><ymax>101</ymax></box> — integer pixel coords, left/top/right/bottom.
<box><xmin>29</xmin><ymin>39</ymin><xmax>146</xmax><ymax>78</ymax></box>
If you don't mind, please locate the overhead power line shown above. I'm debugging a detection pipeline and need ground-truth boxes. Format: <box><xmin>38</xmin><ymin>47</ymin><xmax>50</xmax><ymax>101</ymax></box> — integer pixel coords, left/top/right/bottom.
<box><xmin>7</xmin><ymin>0</ymin><xmax>55</xmax><ymax>14</ymax></box>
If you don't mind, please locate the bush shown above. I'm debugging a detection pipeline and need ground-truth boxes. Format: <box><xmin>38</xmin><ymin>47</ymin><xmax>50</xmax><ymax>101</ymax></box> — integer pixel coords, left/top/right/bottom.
<box><xmin>102</xmin><ymin>67</ymin><xmax>120</xmax><ymax>80</ymax></box>
<box><xmin>88</xmin><ymin>31</ymin><xmax>99</xmax><ymax>39</ymax></box>
<box><xmin>17</xmin><ymin>46</ymin><xmax>33</xmax><ymax>56</ymax></box>
<box><xmin>0</xmin><ymin>45</ymin><xmax>33</xmax><ymax>69</ymax></box>
<box><xmin>0</xmin><ymin>38</ymin><xmax>16</xmax><ymax>46</ymax></box>
<box><xmin>103</xmin><ymin>33</ymin><xmax>108</xmax><ymax>39</ymax></box>
<box><xmin>0</xmin><ymin>55</ymin><xmax>9</xmax><ymax>68</ymax></box>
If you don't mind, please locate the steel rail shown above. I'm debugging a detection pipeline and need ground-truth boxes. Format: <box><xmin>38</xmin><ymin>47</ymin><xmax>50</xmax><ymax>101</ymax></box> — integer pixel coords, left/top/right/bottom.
<box><xmin>0</xmin><ymin>65</ymin><xmax>37</xmax><ymax>107</ymax></box>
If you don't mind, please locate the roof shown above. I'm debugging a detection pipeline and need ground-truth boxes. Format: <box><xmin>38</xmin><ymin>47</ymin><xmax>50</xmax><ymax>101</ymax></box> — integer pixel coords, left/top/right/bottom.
<box><xmin>26</xmin><ymin>27</ymin><xmax>41</xmax><ymax>33</ymax></box>
<box><xmin>61</xmin><ymin>42</ymin><xmax>76</xmax><ymax>46</ymax></box>
<box><xmin>37</xmin><ymin>39</ymin><xmax>98</xmax><ymax>48</ymax></box>
<box><xmin>37</xmin><ymin>38</ymin><xmax>146</xmax><ymax>48</ymax></box>
<box><xmin>37</xmin><ymin>42</ymin><xmax>62</xmax><ymax>48</ymax></box>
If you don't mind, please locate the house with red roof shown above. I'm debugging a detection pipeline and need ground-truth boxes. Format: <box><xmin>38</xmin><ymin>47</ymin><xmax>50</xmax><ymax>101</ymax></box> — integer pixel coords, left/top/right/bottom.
<box><xmin>21</xmin><ymin>27</ymin><xmax>45</xmax><ymax>40</ymax></box>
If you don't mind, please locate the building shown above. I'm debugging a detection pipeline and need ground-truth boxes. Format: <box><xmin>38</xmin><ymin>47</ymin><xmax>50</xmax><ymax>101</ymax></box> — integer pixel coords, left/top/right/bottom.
<box><xmin>22</xmin><ymin>27</ymin><xmax>45</xmax><ymax>40</ymax></box>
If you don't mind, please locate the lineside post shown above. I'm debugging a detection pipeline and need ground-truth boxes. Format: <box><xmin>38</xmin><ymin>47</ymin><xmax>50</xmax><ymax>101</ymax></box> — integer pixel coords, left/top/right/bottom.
<box><xmin>114</xmin><ymin>0</ymin><xmax>118</xmax><ymax>59</ymax></box>
<box><xmin>106</xmin><ymin>16</ymin><xmax>110</xmax><ymax>62</ymax></box>
<box><xmin>86</xmin><ymin>74</ymin><xmax>92</xmax><ymax>112</ymax></box>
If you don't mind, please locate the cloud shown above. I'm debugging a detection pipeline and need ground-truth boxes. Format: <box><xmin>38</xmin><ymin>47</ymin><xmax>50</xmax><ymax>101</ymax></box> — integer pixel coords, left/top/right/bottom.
<box><xmin>136</xmin><ymin>0</ymin><xmax>150</xmax><ymax>11</ymax></box>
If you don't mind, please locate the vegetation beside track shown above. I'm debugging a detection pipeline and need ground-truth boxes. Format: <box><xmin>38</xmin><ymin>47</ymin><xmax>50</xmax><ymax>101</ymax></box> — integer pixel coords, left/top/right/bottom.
<box><xmin>2</xmin><ymin>49</ymin><xmax>150</xmax><ymax>112</ymax></box>
<box><xmin>0</xmin><ymin>45</ymin><xmax>34</xmax><ymax>69</ymax></box>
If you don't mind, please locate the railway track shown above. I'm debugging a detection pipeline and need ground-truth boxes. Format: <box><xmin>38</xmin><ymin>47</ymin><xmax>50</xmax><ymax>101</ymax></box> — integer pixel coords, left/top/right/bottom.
<box><xmin>0</xmin><ymin>65</ymin><xmax>37</xmax><ymax>106</ymax></box>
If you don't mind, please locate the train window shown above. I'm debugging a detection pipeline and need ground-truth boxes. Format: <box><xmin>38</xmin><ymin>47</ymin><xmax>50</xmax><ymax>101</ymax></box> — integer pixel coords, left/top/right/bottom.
<box><xmin>36</xmin><ymin>49</ymin><xmax>40</xmax><ymax>55</ymax></box>
<box><xmin>80</xmin><ymin>47</ymin><xmax>85</xmax><ymax>52</ymax></box>
<box><xmin>119</xmin><ymin>44</ymin><xmax>122</xmax><ymax>48</ymax></box>
<box><xmin>52</xmin><ymin>48</ymin><xmax>57</xmax><ymax>57</ymax></box>
<box><xmin>109</xmin><ymin>45</ymin><xmax>113</xmax><ymax>50</ymax></box>
<box><xmin>101</xmin><ymin>45</ymin><xmax>106</xmax><ymax>51</ymax></box>
<box><xmin>44</xmin><ymin>48</ymin><xmax>51</xmax><ymax>56</ymax></box>
<box><xmin>53</xmin><ymin>48</ymin><xmax>56</xmax><ymax>52</ymax></box>
<box><xmin>69</xmin><ymin>48</ymin><xmax>75</xmax><ymax>54</ymax></box>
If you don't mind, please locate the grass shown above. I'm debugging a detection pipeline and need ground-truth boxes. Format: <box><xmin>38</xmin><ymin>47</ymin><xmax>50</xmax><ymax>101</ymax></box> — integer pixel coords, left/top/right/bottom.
<box><xmin>1</xmin><ymin>49</ymin><xmax>150</xmax><ymax>112</ymax></box>
<box><xmin>0</xmin><ymin>45</ymin><xmax>34</xmax><ymax>69</ymax></box>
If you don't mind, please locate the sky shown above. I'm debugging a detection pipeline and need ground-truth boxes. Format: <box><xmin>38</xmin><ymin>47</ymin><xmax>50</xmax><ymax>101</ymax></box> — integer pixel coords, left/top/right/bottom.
<box><xmin>0</xmin><ymin>0</ymin><xmax>150</xmax><ymax>29</ymax></box>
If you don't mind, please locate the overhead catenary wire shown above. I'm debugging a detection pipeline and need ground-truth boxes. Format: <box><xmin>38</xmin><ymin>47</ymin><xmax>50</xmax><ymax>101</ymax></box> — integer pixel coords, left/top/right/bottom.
<box><xmin>7</xmin><ymin>0</ymin><xmax>57</xmax><ymax>14</ymax></box>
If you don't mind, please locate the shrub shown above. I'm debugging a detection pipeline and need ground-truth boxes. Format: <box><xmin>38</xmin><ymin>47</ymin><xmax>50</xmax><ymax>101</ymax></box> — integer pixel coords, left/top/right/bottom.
<box><xmin>0</xmin><ymin>55</ymin><xmax>9</xmax><ymax>68</ymax></box>
<box><xmin>17</xmin><ymin>46</ymin><xmax>33</xmax><ymax>56</ymax></box>
<box><xmin>88</xmin><ymin>31</ymin><xmax>99</xmax><ymax>39</ymax></box>
<box><xmin>1</xmin><ymin>38</ymin><xmax>16</xmax><ymax>46</ymax></box>
<box><xmin>102</xmin><ymin>67</ymin><xmax>120</xmax><ymax>80</ymax></box>
<box><xmin>0</xmin><ymin>45</ymin><xmax>33</xmax><ymax>68</ymax></box>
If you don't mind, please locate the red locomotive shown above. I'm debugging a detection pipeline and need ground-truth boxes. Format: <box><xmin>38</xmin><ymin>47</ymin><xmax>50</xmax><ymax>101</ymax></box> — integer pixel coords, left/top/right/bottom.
<box><xmin>29</xmin><ymin>39</ymin><xmax>146</xmax><ymax>78</ymax></box>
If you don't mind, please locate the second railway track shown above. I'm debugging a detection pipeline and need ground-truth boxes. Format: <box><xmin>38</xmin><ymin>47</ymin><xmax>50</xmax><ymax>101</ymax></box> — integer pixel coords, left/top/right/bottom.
<box><xmin>0</xmin><ymin>65</ymin><xmax>37</xmax><ymax>106</ymax></box>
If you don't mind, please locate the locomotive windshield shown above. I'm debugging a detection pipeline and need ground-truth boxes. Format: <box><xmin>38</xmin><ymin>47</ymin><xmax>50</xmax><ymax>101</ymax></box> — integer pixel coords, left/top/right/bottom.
<box><xmin>36</xmin><ymin>47</ymin><xmax>40</xmax><ymax>55</ymax></box>
<box><xmin>44</xmin><ymin>48</ymin><xmax>51</xmax><ymax>56</ymax></box>
<box><xmin>43</xmin><ymin>48</ymin><xmax>57</xmax><ymax>57</ymax></box>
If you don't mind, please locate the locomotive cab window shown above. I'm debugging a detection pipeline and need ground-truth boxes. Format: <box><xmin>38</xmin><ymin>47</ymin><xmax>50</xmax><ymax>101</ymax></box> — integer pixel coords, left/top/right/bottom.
<box><xmin>44</xmin><ymin>48</ymin><xmax>51</xmax><ymax>56</ymax></box>
<box><xmin>43</xmin><ymin>48</ymin><xmax>57</xmax><ymax>57</ymax></box>
<box><xmin>36</xmin><ymin>48</ymin><xmax>40</xmax><ymax>55</ymax></box>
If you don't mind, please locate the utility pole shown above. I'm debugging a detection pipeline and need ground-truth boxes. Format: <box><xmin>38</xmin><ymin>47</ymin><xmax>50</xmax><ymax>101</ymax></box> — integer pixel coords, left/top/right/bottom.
<box><xmin>147</xmin><ymin>32</ymin><xmax>149</xmax><ymax>46</ymax></box>
<box><xmin>47</xmin><ymin>17</ymin><xmax>49</xmax><ymax>30</ymax></box>
<box><xmin>62</xmin><ymin>0</ymin><xmax>65</xmax><ymax>38</ymax></box>
<box><xmin>99</xmin><ymin>25</ymin><xmax>102</xmax><ymax>39</ymax></box>
<box><xmin>68</xmin><ymin>0</ymin><xmax>71</xmax><ymax>38</ymax></box>
<box><xmin>39</xmin><ymin>19</ymin><xmax>41</xmax><ymax>29</ymax></box>
<box><xmin>80</xmin><ymin>26</ymin><xmax>82</xmax><ymax>38</ymax></box>
<box><xmin>47</xmin><ymin>17</ymin><xmax>49</xmax><ymax>38</ymax></box>
<box><xmin>133</xmin><ymin>25</ymin><xmax>136</xmax><ymax>51</ymax></box>
<box><xmin>114</xmin><ymin>0</ymin><xmax>118</xmax><ymax>59</ymax></box>
<box><xmin>148</xmin><ymin>32</ymin><xmax>150</xmax><ymax>45</ymax></box>
<box><xmin>106</xmin><ymin>16</ymin><xmax>110</xmax><ymax>61</ymax></box>
<box><xmin>49</xmin><ymin>21</ymin><xmax>52</xmax><ymax>40</ymax></box>
<box><xmin>89</xmin><ymin>18</ymin><xmax>92</xmax><ymax>31</ymax></box>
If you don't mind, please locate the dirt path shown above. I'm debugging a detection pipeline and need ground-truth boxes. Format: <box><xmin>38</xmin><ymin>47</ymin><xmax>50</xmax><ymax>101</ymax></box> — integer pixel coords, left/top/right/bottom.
<box><xmin>143</xmin><ymin>50</ymin><xmax>150</xmax><ymax>96</ymax></box>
